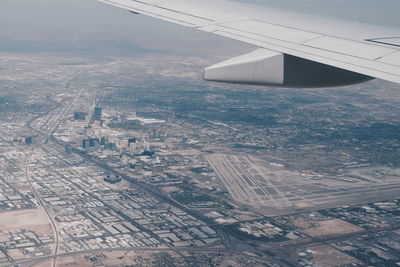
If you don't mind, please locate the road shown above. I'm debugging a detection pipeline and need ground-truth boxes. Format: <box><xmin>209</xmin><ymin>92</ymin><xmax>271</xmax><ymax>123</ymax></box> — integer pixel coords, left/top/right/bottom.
<box><xmin>21</xmin><ymin>94</ymin><xmax>292</xmax><ymax>266</ymax></box>
<box><xmin>19</xmin><ymin>75</ymin><xmax>88</xmax><ymax>267</ymax></box>
<box><xmin>17</xmin><ymin>246</ymin><xmax>231</xmax><ymax>266</ymax></box>
<box><xmin>45</xmin><ymin>135</ymin><xmax>298</xmax><ymax>267</ymax></box>
<box><xmin>24</xmin><ymin>141</ymin><xmax>60</xmax><ymax>267</ymax></box>
<box><xmin>19</xmin><ymin>79</ymin><xmax>374</xmax><ymax>267</ymax></box>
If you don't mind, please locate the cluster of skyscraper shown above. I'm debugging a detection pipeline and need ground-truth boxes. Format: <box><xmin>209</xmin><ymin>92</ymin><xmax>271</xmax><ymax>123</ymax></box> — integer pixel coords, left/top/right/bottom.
<box><xmin>73</xmin><ymin>106</ymin><xmax>102</xmax><ymax>122</ymax></box>
<box><xmin>82</xmin><ymin>137</ymin><xmax>111</xmax><ymax>149</ymax></box>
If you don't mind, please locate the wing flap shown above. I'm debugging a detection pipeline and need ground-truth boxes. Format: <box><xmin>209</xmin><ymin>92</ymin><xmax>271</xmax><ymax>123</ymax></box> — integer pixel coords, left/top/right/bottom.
<box><xmin>218</xmin><ymin>20</ymin><xmax>322</xmax><ymax>44</ymax></box>
<box><xmin>302</xmin><ymin>36</ymin><xmax>396</xmax><ymax>60</ymax></box>
<box><xmin>211</xmin><ymin>29</ymin><xmax>400</xmax><ymax>84</ymax></box>
<box><xmin>378</xmin><ymin>51</ymin><xmax>400</xmax><ymax>66</ymax></box>
<box><xmin>368</xmin><ymin>38</ymin><xmax>400</xmax><ymax>48</ymax></box>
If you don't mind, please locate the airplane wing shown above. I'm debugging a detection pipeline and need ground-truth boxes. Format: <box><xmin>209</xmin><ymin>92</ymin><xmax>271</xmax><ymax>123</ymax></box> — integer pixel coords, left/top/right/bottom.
<box><xmin>99</xmin><ymin>0</ymin><xmax>400</xmax><ymax>88</ymax></box>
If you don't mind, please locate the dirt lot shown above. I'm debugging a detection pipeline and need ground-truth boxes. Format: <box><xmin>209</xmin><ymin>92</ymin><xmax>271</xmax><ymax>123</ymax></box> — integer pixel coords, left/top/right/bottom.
<box><xmin>56</xmin><ymin>250</ymin><xmax>176</xmax><ymax>267</ymax></box>
<box><xmin>302</xmin><ymin>219</ymin><xmax>363</xmax><ymax>237</ymax></box>
<box><xmin>54</xmin><ymin>249</ymin><xmax>247</xmax><ymax>267</ymax></box>
<box><xmin>0</xmin><ymin>208</ymin><xmax>52</xmax><ymax>235</ymax></box>
<box><xmin>308</xmin><ymin>244</ymin><xmax>361</xmax><ymax>266</ymax></box>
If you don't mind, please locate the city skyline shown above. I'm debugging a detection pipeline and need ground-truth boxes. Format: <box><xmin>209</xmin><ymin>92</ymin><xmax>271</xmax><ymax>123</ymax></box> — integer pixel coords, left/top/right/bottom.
<box><xmin>0</xmin><ymin>0</ymin><xmax>400</xmax><ymax>266</ymax></box>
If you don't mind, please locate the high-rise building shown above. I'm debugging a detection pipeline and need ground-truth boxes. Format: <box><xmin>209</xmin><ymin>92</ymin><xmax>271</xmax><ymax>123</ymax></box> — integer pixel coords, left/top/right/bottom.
<box><xmin>100</xmin><ymin>137</ymin><xmax>108</xmax><ymax>145</ymax></box>
<box><xmin>94</xmin><ymin>107</ymin><xmax>102</xmax><ymax>120</ymax></box>
<box><xmin>25</xmin><ymin>137</ymin><xmax>33</xmax><ymax>145</ymax></box>
<box><xmin>105</xmin><ymin>142</ymin><xmax>117</xmax><ymax>151</ymax></box>
<box><xmin>82</xmin><ymin>139</ymin><xmax>90</xmax><ymax>149</ymax></box>
<box><xmin>74</xmin><ymin>112</ymin><xmax>87</xmax><ymax>121</ymax></box>
<box><xmin>89</xmin><ymin>138</ymin><xmax>100</xmax><ymax>147</ymax></box>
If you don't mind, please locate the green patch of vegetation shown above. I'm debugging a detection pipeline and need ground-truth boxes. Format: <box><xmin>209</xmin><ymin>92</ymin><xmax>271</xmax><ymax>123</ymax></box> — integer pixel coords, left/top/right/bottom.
<box><xmin>108</xmin><ymin>120</ymin><xmax>141</xmax><ymax>130</ymax></box>
<box><xmin>224</xmin><ymin>224</ymin><xmax>289</xmax><ymax>242</ymax></box>
<box><xmin>171</xmin><ymin>190</ymin><xmax>234</xmax><ymax>210</ymax></box>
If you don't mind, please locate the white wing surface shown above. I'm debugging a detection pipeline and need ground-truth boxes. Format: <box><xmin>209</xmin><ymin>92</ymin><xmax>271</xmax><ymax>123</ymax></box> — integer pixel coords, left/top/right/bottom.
<box><xmin>99</xmin><ymin>0</ymin><xmax>400</xmax><ymax>87</ymax></box>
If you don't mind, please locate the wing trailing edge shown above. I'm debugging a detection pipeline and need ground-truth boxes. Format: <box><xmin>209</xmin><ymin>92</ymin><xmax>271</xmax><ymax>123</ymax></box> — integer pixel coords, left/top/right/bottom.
<box><xmin>99</xmin><ymin>0</ymin><xmax>400</xmax><ymax>87</ymax></box>
<box><xmin>204</xmin><ymin>48</ymin><xmax>372</xmax><ymax>88</ymax></box>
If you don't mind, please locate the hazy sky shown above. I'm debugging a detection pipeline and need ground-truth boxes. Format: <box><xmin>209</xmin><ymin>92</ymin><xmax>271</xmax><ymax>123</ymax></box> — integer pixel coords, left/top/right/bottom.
<box><xmin>0</xmin><ymin>0</ymin><xmax>399</xmax><ymax>55</ymax></box>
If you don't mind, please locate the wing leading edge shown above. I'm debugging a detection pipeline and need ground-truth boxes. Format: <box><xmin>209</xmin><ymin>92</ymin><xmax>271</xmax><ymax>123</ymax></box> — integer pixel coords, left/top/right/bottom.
<box><xmin>99</xmin><ymin>0</ymin><xmax>400</xmax><ymax>87</ymax></box>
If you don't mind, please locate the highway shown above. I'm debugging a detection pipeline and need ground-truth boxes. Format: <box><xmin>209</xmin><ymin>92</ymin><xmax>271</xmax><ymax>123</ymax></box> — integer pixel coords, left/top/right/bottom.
<box><xmin>20</xmin><ymin>74</ymin><xmax>90</xmax><ymax>267</ymax></box>
<box><xmin>23</xmin><ymin>100</ymin><xmax>295</xmax><ymax>266</ymax></box>
<box><xmin>18</xmin><ymin>79</ymin><xmax>400</xmax><ymax>267</ymax></box>
<box><xmin>24</xmin><ymin>140</ymin><xmax>60</xmax><ymax>267</ymax></box>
